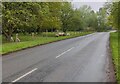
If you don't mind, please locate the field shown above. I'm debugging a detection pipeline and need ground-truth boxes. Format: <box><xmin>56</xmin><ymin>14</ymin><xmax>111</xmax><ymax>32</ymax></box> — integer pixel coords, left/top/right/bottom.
<box><xmin>1</xmin><ymin>32</ymin><xmax>93</xmax><ymax>55</ymax></box>
<box><xmin>110</xmin><ymin>32</ymin><xmax>119</xmax><ymax>82</ymax></box>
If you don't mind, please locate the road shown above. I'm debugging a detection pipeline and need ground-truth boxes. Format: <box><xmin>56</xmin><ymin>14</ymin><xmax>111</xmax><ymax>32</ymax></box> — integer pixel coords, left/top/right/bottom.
<box><xmin>2</xmin><ymin>32</ymin><xmax>115</xmax><ymax>82</ymax></box>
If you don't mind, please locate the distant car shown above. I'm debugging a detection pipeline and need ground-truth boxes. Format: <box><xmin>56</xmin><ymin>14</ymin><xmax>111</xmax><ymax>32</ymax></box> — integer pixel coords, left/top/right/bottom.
<box><xmin>55</xmin><ymin>32</ymin><xmax>65</xmax><ymax>37</ymax></box>
<box><xmin>55</xmin><ymin>32</ymin><xmax>70</xmax><ymax>37</ymax></box>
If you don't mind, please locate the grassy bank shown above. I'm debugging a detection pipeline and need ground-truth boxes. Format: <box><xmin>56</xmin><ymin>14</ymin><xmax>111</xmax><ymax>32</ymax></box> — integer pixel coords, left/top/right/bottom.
<box><xmin>1</xmin><ymin>32</ymin><xmax>93</xmax><ymax>55</ymax></box>
<box><xmin>110</xmin><ymin>32</ymin><xmax>119</xmax><ymax>82</ymax></box>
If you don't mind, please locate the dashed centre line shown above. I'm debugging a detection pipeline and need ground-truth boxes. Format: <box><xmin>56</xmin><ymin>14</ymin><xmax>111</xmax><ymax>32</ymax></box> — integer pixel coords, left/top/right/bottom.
<box><xmin>56</xmin><ymin>47</ymin><xmax>74</xmax><ymax>58</ymax></box>
<box><xmin>12</xmin><ymin>47</ymin><xmax>75</xmax><ymax>82</ymax></box>
<box><xmin>12</xmin><ymin>68</ymin><xmax>38</xmax><ymax>83</ymax></box>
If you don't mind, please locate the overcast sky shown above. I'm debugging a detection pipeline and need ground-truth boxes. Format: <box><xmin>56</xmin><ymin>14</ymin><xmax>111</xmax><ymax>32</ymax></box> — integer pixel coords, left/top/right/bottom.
<box><xmin>72</xmin><ymin>0</ymin><xmax>108</xmax><ymax>12</ymax></box>
<box><xmin>72</xmin><ymin>2</ymin><xmax>105</xmax><ymax>11</ymax></box>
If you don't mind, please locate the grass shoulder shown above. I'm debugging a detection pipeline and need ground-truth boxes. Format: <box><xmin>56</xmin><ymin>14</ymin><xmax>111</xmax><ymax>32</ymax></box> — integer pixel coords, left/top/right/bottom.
<box><xmin>110</xmin><ymin>32</ymin><xmax>119</xmax><ymax>83</ymax></box>
<box><xmin>1</xmin><ymin>32</ymin><xmax>93</xmax><ymax>55</ymax></box>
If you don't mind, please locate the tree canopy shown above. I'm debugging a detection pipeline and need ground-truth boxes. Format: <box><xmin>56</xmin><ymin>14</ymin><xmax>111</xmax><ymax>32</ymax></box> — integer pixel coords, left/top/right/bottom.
<box><xmin>105</xmin><ymin>1</ymin><xmax>120</xmax><ymax>30</ymax></box>
<box><xmin>2</xmin><ymin>2</ymin><xmax>116</xmax><ymax>41</ymax></box>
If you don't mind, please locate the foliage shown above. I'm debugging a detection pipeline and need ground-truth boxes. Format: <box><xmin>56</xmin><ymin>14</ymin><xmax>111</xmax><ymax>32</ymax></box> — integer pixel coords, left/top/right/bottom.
<box><xmin>97</xmin><ymin>7</ymin><xmax>108</xmax><ymax>31</ymax></box>
<box><xmin>2</xmin><ymin>2</ymin><xmax>110</xmax><ymax>41</ymax></box>
<box><xmin>105</xmin><ymin>2</ymin><xmax>120</xmax><ymax>30</ymax></box>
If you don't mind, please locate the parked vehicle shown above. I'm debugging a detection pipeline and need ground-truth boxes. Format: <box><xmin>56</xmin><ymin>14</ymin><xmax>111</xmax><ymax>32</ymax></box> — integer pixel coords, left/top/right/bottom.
<box><xmin>55</xmin><ymin>32</ymin><xmax>70</xmax><ymax>37</ymax></box>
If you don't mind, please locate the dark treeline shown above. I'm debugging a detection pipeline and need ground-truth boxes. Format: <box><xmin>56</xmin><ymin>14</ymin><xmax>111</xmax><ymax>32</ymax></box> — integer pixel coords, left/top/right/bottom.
<box><xmin>1</xmin><ymin>2</ymin><xmax>117</xmax><ymax>41</ymax></box>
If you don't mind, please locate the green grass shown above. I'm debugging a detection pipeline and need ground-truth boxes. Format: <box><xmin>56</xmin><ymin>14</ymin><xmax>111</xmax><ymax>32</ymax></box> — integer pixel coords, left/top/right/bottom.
<box><xmin>110</xmin><ymin>32</ymin><xmax>119</xmax><ymax>82</ymax></box>
<box><xmin>1</xmin><ymin>32</ymin><xmax>93</xmax><ymax>54</ymax></box>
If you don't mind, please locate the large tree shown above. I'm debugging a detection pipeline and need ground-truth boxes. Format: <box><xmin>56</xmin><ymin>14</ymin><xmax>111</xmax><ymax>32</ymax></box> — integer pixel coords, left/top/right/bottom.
<box><xmin>60</xmin><ymin>2</ymin><xmax>73</xmax><ymax>32</ymax></box>
<box><xmin>109</xmin><ymin>2</ymin><xmax>120</xmax><ymax>29</ymax></box>
<box><xmin>2</xmin><ymin>2</ymin><xmax>41</xmax><ymax>41</ymax></box>
<box><xmin>97</xmin><ymin>7</ymin><xmax>108</xmax><ymax>31</ymax></box>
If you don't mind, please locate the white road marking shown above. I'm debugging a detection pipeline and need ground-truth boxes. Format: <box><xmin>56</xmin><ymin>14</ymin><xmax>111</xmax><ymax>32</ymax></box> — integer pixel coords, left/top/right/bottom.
<box><xmin>56</xmin><ymin>47</ymin><xmax>74</xmax><ymax>58</ymax></box>
<box><xmin>12</xmin><ymin>68</ymin><xmax>38</xmax><ymax>83</ymax></box>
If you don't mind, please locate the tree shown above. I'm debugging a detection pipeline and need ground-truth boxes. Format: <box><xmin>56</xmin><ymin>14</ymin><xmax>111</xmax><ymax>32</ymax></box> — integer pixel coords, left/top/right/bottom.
<box><xmin>88</xmin><ymin>11</ymin><xmax>98</xmax><ymax>31</ymax></box>
<box><xmin>104</xmin><ymin>1</ymin><xmax>120</xmax><ymax>30</ymax></box>
<box><xmin>45</xmin><ymin>2</ymin><xmax>62</xmax><ymax>32</ymax></box>
<box><xmin>97</xmin><ymin>7</ymin><xmax>108</xmax><ymax>31</ymax></box>
<box><xmin>68</xmin><ymin>9</ymin><xmax>83</xmax><ymax>31</ymax></box>
<box><xmin>2</xmin><ymin>2</ymin><xmax>41</xmax><ymax>41</ymax></box>
<box><xmin>109</xmin><ymin>2</ymin><xmax>120</xmax><ymax>29</ymax></box>
<box><xmin>60</xmin><ymin>2</ymin><xmax>73</xmax><ymax>32</ymax></box>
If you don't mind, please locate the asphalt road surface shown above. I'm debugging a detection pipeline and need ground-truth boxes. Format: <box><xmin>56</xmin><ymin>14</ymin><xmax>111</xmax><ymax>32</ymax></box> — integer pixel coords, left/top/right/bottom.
<box><xmin>2</xmin><ymin>32</ymin><xmax>115</xmax><ymax>82</ymax></box>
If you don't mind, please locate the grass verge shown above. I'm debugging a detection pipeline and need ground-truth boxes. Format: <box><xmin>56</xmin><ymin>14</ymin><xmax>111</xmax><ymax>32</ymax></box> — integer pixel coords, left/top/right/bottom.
<box><xmin>1</xmin><ymin>32</ymin><xmax>93</xmax><ymax>55</ymax></box>
<box><xmin>110</xmin><ymin>32</ymin><xmax>119</xmax><ymax>83</ymax></box>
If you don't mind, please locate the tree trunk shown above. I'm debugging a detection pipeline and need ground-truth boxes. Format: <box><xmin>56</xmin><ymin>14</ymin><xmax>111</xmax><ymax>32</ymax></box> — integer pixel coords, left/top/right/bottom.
<box><xmin>3</xmin><ymin>28</ymin><xmax>13</xmax><ymax>42</ymax></box>
<box><xmin>3</xmin><ymin>30</ymin><xmax>9</xmax><ymax>41</ymax></box>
